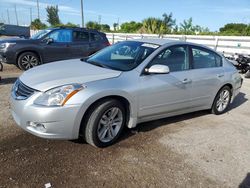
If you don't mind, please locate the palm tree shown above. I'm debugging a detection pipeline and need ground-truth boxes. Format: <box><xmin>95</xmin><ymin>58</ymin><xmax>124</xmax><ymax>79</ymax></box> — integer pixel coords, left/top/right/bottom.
<box><xmin>162</xmin><ymin>12</ymin><xmax>176</xmax><ymax>32</ymax></box>
<box><xmin>180</xmin><ymin>17</ymin><xmax>194</xmax><ymax>34</ymax></box>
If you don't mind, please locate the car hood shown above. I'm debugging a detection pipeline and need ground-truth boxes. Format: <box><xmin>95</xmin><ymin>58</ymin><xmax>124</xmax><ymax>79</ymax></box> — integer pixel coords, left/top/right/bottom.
<box><xmin>19</xmin><ymin>59</ymin><xmax>122</xmax><ymax>91</ymax></box>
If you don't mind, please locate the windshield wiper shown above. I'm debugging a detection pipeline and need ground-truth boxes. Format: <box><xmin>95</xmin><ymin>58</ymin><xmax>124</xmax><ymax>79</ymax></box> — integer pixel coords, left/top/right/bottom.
<box><xmin>87</xmin><ymin>60</ymin><xmax>109</xmax><ymax>69</ymax></box>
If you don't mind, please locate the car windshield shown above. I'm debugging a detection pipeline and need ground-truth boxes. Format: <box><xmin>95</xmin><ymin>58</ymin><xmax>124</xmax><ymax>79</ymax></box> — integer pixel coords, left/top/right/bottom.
<box><xmin>86</xmin><ymin>41</ymin><xmax>159</xmax><ymax>71</ymax></box>
<box><xmin>31</xmin><ymin>29</ymin><xmax>52</xmax><ymax>39</ymax></box>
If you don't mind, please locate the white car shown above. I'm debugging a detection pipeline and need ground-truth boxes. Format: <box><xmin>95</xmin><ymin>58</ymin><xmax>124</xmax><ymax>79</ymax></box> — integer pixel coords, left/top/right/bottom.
<box><xmin>10</xmin><ymin>39</ymin><xmax>242</xmax><ymax>147</ymax></box>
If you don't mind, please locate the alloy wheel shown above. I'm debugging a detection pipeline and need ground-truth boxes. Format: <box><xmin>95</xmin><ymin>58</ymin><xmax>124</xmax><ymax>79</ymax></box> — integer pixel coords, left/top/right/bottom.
<box><xmin>216</xmin><ymin>89</ymin><xmax>230</xmax><ymax>112</ymax></box>
<box><xmin>97</xmin><ymin>107</ymin><xmax>123</xmax><ymax>143</ymax></box>
<box><xmin>21</xmin><ymin>55</ymin><xmax>39</xmax><ymax>70</ymax></box>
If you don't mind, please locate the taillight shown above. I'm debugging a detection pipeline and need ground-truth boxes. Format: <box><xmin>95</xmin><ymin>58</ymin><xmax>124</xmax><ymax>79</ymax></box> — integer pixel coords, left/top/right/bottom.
<box><xmin>105</xmin><ymin>41</ymin><xmax>111</xmax><ymax>46</ymax></box>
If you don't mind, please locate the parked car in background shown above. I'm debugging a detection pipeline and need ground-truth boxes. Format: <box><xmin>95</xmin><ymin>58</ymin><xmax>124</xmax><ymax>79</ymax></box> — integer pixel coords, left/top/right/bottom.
<box><xmin>10</xmin><ymin>39</ymin><xmax>242</xmax><ymax>147</ymax></box>
<box><xmin>0</xmin><ymin>24</ymin><xmax>30</xmax><ymax>38</ymax></box>
<box><xmin>0</xmin><ymin>27</ymin><xmax>110</xmax><ymax>70</ymax></box>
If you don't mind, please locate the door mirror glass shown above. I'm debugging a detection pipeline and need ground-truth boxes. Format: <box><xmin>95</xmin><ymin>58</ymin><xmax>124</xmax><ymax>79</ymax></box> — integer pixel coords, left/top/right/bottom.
<box><xmin>47</xmin><ymin>38</ymin><xmax>54</xmax><ymax>44</ymax></box>
<box><xmin>146</xmin><ymin>64</ymin><xmax>170</xmax><ymax>74</ymax></box>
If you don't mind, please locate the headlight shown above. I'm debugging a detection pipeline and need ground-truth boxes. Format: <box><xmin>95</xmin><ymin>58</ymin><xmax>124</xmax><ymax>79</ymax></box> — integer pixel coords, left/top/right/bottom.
<box><xmin>0</xmin><ymin>42</ymin><xmax>16</xmax><ymax>50</ymax></box>
<box><xmin>34</xmin><ymin>84</ymin><xmax>85</xmax><ymax>106</ymax></box>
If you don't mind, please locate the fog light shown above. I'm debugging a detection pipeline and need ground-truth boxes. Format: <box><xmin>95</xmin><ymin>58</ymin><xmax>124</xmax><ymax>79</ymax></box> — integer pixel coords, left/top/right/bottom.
<box><xmin>27</xmin><ymin>121</ymin><xmax>46</xmax><ymax>132</ymax></box>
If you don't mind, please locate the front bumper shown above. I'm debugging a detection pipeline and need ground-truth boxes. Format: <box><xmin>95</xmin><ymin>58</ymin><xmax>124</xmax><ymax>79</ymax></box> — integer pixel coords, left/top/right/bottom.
<box><xmin>0</xmin><ymin>51</ymin><xmax>16</xmax><ymax>64</ymax></box>
<box><xmin>10</xmin><ymin>93</ymin><xmax>82</xmax><ymax>140</ymax></box>
<box><xmin>0</xmin><ymin>54</ymin><xmax>7</xmax><ymax>64</ymax></box>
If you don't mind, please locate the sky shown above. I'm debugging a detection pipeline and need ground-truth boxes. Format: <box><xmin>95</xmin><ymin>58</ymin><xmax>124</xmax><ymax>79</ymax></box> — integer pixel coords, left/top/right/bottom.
<box><xmin>0</xmin><ymin>0</ymin><xmax>250</xmax><ymax>31</ymax></box>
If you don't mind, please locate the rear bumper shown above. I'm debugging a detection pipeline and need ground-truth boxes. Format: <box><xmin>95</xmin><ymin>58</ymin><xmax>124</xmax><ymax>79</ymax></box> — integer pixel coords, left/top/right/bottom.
<box><xmin>231</xmin><ymin>78</ymin><xmax>243</xmax><ymax>102</ymax></box>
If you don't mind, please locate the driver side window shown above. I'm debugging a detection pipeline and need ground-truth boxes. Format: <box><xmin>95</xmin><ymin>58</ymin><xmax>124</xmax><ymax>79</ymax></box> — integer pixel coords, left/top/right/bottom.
<box><xmin>46</xmin><ymin>29</ymin><xmax>72</xmax><ymax>43</ymax></box>
<box><xmin>150</xmin><ymin>45</ymin><xmax>189</xmax><ymax>72</ymax></box>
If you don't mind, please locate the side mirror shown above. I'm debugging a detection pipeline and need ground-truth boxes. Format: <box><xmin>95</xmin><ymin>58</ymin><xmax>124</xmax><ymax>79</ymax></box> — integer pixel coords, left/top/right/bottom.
<box><xmin>46</xmin><ymin>38</ymin><xmax>54</xmax><ymax>45</ymax></box>
<box><xmin>145</xmin><ymin>64</ymin><xmax>170</xmax><ymax>74</ymax></box>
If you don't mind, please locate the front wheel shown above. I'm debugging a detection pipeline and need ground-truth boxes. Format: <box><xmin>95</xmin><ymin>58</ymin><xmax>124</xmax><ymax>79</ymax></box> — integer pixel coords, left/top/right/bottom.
<box><xmin>17</xmin><ymin>52</ymin><xmax>40</xmax><ymax>70</ymax></box>
<box><xmin>83</xmin><ymin>99</ymin><xmax>126</xmax><ymax>147</ymax></box>
<box><xmin>211</xmin><ymin>86</ymin><xmax>232</xmax><ymax>115</ymax></box>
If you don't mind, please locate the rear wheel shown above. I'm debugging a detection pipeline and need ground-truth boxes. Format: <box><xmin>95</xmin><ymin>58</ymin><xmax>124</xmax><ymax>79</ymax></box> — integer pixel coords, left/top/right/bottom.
<box><xmin>17</xmin><ymin>52</ymin><xmax>40</xmax><ymax>70</ymax></box>
<box><xmin>211</xmin><ymin>86</ymin><xmax>232</xmax><ymax>115</ymax></box>
<box><xmin>83</xmin><ymin>99</ymin><xmax>126</xmax><ymax>147</ymax></box>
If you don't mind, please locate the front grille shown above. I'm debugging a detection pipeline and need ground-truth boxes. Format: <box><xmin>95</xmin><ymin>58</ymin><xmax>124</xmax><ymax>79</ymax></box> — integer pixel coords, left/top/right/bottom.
<box><xmin>12</xmin><ymin>79</ymin><xmax>37</xmax><ymax>100</ymax></box>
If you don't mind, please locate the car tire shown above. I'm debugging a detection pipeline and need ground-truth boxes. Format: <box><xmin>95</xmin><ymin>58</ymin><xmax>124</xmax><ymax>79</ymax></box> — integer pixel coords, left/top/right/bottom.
<box><xmin>211</xmin><ymin>86</ymin><xmax>232</xmax><ymax>115</ymax></box>
<box><xmin>17</xmin><ymin>52</ymin><xmax>40</xmax><ymax>71</ymax></box>
<box><xmin>83</xmin><ymin>99</ymin><xmax>126</xmax><ymax>147</ymax></box>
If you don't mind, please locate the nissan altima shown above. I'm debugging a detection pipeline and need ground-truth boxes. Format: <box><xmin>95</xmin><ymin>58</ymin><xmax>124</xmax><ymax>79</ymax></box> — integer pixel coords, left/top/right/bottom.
<box><xmin>10</xmin><ymin>39</ymin><xmax>242</xmax><ymax>147</ymax></box>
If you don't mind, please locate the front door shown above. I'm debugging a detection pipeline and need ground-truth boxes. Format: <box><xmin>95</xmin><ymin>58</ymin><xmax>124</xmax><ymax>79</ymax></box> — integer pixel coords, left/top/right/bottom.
<box><xmin>42</xmin><ymin>29</ymin><xmax>73</xmax><ymax>62</ymax></box>
<box><xmin>138</xmin><ymin>45</ymin><xmax>193</xmax><ymax>118</ymax></box>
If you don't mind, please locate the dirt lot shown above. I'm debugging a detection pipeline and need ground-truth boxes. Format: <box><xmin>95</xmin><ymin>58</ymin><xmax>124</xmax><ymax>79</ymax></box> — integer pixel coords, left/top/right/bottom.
<box><xmin>0</xmin><ymin>64</ymin><xmax>250</xmax><ymax>188</ymax></box>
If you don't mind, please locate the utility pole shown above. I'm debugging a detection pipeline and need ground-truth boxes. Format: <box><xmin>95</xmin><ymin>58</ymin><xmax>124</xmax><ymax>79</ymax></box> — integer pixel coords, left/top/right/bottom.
<box><xmin>7</xmin><ymin>9</ymin><xmax>10</xmax><ymax>24</ymax></box>
<box><xmin>14</xmin><ymin>5</ymin><xmax>19</xmax><ymax>25</ymax></box>
<box><xmin>98</xmin><ymin>15</ymin><xmax>101</xmax><ymax>25</ymax></box>
<box><xmin>80</xmin><ymin>0</ymin><xmax>84</xmax><ymax>27</ymax></box>
<box><xmin>30</xmin><ymin>8</ymin><xmax>32</xmax><ymax>23</ymax></box>
<box><xmin>117</xmin><ymin>17</ymin><xmax>120</xmax><ymax>30</ymax></box>
<box><xmin>37</xmin><ymin>0</ymin><xmax>40</xmax><ymax>19</ymax></box>
<box><xmin>0</xmin><ymin>13</ymin><xmax>5</xmax><ymax>24</ymax></box>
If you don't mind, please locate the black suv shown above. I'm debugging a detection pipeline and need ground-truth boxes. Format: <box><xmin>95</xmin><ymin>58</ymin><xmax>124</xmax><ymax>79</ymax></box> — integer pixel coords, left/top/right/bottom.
<box><xmin>0</xmin><ymin>27</ymin><xmax>110</xmax><ymax>70</ymax></box>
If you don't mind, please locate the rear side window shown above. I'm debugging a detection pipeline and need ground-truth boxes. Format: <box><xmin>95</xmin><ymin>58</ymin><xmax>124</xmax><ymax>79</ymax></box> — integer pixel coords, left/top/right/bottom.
<box><xmin>191</xmin><ymin>47</ymin><xmax>222</xmax><ymax>69</ymax></box>
<box><xmin>90</xmin><ymin>33</ymin><xmax>102</xmax><ymax>42</ymax></box>
<box><xmin>73</xmin><ymin>31</ymin><xmax>89</xmax><ymax>42</ymax></box>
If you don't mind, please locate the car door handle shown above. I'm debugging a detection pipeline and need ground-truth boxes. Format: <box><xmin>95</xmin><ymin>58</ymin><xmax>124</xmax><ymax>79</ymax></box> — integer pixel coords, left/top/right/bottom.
<box><xmin>217</xmin><ymin>73</ymin><xmax>224</xmax><ymax>78</ymax></box>
<box><xmin>182</xmin><ymin>78</ymin><xmax>192</xmax><ymax>84</ymax></box>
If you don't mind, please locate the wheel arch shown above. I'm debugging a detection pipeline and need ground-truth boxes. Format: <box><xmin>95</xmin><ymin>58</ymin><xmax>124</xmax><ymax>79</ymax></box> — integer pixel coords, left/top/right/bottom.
<box><xmin>211</xmin><ymin>83</ymin><xmax>233</xmax><ymax>108</ymax></box>
<box><xmin>16</xmin><ymin>50</ymin><xmax>43</xmax><ymax>66</ymax></box>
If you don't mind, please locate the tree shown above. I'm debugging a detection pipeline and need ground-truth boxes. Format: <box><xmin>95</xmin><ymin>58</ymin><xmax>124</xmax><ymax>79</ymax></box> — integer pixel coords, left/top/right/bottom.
<box><xmin>86</xmin><ymin>21</ymin><xmax>101</xmax><ymax>30</ymax></box>
<box><xmin>46</xmin><ymin>5</ymin><xmax>60</xmax><ymax>26</ymax></box>
<box><xmin>141</xmin><ymin>13</ymin><xmax>176</xmax><ymax>35</ymax></box>
<box><xmin>56</xmin><ymin>22</ymin><xmax>79</xmax><ymax>27</ymax></box>
<box><xmin>113</xmin><ymin>23</ymin><xmax>118</xmax><ymax>31</ymax></box>
<box><xmin>180</xmin><ymin>17</ymin><xmax>194</xmax><ymax>34</ymax></box>
<box><xmin>141</xmin><ymin>17</ymin><xmax>166</xmax><ymax>35</ymax></box>
<box><xmin>162</xmin><ymin>12</ymin><xmax>176</xmax><ymax>32</ymax></box>
<box><xmin>30</xmin><ymin>19</ymin><xmax>47</xmax><ymax>30</ymax></box>
<box><xmin>100</xmin><ymin>24</ymin><xmax>110</xmax><ymax>32</ymax></box>
<box><xmin>219</xmin><ymin>23</ymin><xmax>248</xmax><ymax>36</ymax></box>
<box><xmin>120</xmin><ymin>21</ymin><xmax>143</xmax><ymax>33</ymax></box>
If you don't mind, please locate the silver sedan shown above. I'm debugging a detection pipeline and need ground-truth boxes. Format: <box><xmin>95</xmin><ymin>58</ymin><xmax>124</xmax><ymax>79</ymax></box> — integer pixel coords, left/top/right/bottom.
<box><xmin>10</xmin><ymin>39</ymin><xmax>242</xmax><ymax>147</ymax></box>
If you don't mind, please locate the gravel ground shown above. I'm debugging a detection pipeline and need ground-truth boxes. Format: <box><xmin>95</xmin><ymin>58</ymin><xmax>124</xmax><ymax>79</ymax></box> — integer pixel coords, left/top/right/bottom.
<box><xmin>0</xmin><ymin>64</ymin><xmax>250</xmax><ymax>188</ymax></box>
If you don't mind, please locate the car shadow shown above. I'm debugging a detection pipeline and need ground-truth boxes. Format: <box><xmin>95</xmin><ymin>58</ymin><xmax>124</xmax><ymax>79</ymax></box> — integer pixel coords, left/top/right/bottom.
<box><xmin>239</xmin><ymin>173</ymin><xmax>250</xmax><ymax>188</ymax></box>
<box><xmin>228</xmin><ymin>92</ymin><xmax>248</xmax><ymax>111</ymax></box>
<box><xmin>0</xmin><ymin>77</ymin><xmax>17</xmax><ymax>85</ymax></box>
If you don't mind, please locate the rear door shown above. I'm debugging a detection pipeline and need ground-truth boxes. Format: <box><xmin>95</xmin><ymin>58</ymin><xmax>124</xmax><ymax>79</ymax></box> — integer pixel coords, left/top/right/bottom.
<box><xmin>41</xmin><ymin>29</ymin><xmax>73</xmax><ymax>62</ymax></box>
<box><xmin>89</xmin><ymin>32</ymin><xmax>106</xmax><ymax>55</ymax></box>
<box><xmin>71</xmin><ymin>30</ymin><xmax>90</xmax><ymax>58</ymax></box>
<box><xmin>188</xmin><ymin>45</ymin><xmax>224</xmax><ymax>108</ymax></box>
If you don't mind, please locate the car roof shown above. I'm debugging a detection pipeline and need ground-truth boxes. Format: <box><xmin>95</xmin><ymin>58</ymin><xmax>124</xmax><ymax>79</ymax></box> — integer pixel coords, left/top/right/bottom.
<box><xmin>133</xmin><ymin>38</ymin><xmax>218</xmax><ymax>54</ymax></box>
<box><xmin>47</xmin><ymin>27</ymin><xmax>103</xmax><ymax>33</ymax></box>
<box><xmin>133</xmin><ymin>38</ymin><xmax>179</xmax><ymax>45</ymax></box>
